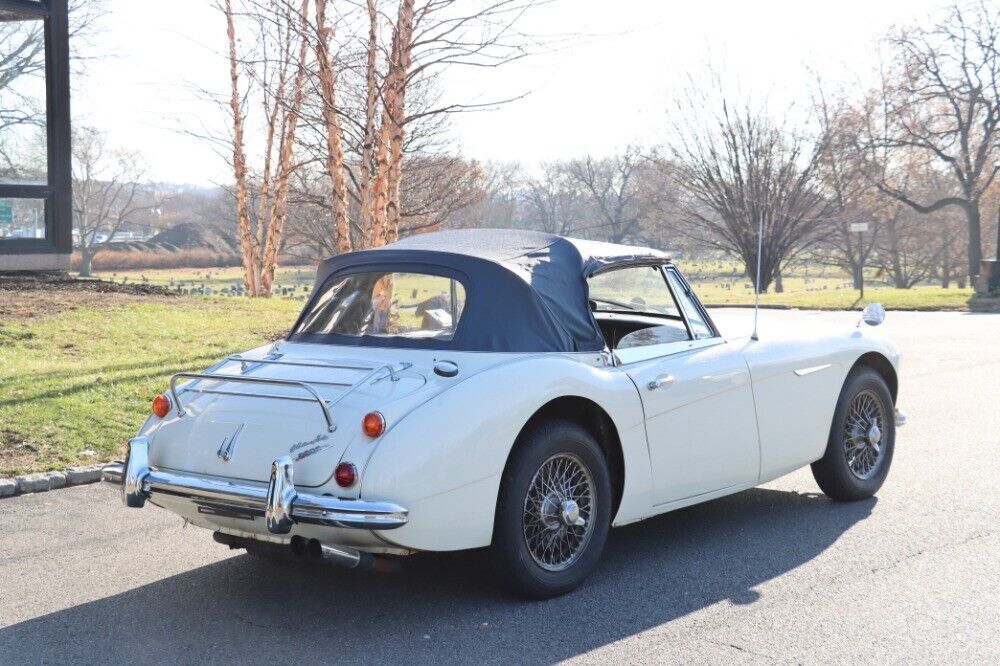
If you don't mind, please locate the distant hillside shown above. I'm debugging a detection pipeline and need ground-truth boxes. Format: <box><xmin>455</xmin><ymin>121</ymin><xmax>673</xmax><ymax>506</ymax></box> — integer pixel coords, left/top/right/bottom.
<box><xmin>147</xmin><ymin>223</ymin><xmax>239</xmax><ymax>253</ymax></box>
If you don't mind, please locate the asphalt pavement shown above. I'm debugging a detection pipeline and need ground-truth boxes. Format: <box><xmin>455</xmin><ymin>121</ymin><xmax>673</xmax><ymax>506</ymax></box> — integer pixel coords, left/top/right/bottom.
<box><xmin>1</xmin><ymin>309</ymin><xmax>998</xmax><ymax>664</ymax></box>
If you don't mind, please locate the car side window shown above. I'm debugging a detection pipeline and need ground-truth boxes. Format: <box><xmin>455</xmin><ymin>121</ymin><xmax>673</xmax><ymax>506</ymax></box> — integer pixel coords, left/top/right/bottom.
<box><xmin>588</xmin><ymin>265</ymin><xmax>681</xmax><ymax>317</ymax></box>
<box><xmin>664</xmin><ymin>269</ymin><xmax>713</xmax><ymax>339</ymax></box>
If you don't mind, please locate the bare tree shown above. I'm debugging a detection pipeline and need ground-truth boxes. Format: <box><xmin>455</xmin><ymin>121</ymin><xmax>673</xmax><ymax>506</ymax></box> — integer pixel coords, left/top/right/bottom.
<box><xmin>522</xmin><ymin>162</ymin><xmax>583</xmax><ymax>236</ymax></box>
<box><xmin>72</xmin><ymin>127</ymin><xmax>149</xmax><ymax>276</ymax></box>
<box><xmin>317</xmin><ymin>0</ymin><xmax>541</xmax><ymax>249</ymax></box>
<box><xmin>866</xmin><ymin>0</ymin><xmax>1000</xmax><ymax>281</ymax></box>
<box><xmin>312</xmin><ymin>0</ymin><xmax>352</xmax><ymax>254</ymax></box>
<box><xmin>667</xmin><ymin>95</ymin><xmax>833</xmax><ymax>292</ymax></box>
<box><xmin>219</xmin><ymin>0</ymin><xmax>311</xmax><ymax>297</ymax></box>
<box><xmin>812</xmin><ymin>88</ymin><xmax>882</xmax><ymax>290</ymax></box>
<box><xmin>563</xmin><ymin>147</ymin><xmax>648</xmax><ymax>244</ymax></box>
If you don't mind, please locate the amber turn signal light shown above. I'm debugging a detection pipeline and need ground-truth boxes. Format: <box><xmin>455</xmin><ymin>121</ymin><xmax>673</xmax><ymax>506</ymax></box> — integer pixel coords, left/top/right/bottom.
<box><xmin>362</xmin><ymin>411</ymin><xmax>385</xmax><ymax>437</ymax></box>
<box><xmin>151</xmin><ymin>393</ymin><xmax>172</xmax><ymax>418</ymax></box>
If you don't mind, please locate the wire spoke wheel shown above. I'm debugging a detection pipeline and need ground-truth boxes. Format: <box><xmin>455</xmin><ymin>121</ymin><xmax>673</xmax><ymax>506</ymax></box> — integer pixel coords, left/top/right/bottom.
<box><xmin>522</xmin><ymin>453</ymin><xmax>596</xmax><ymax>572</ymax></box>
<box><xmin>843</xmin><ymin>389</ymin><xmax>886</xmax><ymax>480</ymax></box>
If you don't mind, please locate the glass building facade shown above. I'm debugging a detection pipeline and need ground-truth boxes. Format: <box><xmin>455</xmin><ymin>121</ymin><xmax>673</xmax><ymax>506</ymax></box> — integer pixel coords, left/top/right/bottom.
<box><xmin>0</xmin><ymin>0</ymin><xmax>71</xmax><ymax>271</ymax></box>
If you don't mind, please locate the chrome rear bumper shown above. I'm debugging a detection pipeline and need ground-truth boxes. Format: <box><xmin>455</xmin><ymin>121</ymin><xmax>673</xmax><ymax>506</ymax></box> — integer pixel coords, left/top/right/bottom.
<box><xmin>102</xmin><ymin>437</ymin><xmax>407</xmax><ymax>533</ymax></box>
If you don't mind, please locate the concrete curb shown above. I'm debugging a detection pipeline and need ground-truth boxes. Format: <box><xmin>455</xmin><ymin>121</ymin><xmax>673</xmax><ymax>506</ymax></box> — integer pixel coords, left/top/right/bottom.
<box><xmin>0</xmin><ymin>464</ymin><xmax>106</xmax><ymax>499</ymax></box>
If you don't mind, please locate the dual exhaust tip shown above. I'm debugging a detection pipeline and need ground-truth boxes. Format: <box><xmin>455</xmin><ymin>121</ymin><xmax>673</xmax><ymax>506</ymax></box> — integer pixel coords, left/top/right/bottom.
<box><xmin>213</xmin><ymin>532</ymin><xmax>399</xmax><ymax>573</ymax></box>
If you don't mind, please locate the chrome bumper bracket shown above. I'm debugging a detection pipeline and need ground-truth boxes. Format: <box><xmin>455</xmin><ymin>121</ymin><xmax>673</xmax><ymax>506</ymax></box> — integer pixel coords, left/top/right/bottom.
<box><xmin>102</xmin><ymin>436</ymin><xmax>408</xmax><ymax>532</ymax></box>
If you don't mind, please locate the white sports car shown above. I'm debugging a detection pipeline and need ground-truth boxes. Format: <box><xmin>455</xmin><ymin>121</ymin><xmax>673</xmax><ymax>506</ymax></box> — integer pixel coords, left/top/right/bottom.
<box><xmin>103</xmin><ymin>229</ymin><xmax>904</xmax><ymax>598</ymax></box>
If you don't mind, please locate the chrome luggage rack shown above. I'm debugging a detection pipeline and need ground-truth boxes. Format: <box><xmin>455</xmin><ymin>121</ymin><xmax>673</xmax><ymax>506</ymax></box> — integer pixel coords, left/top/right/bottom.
<box><xmin>169</xmin><ymin>354</ymin><xmax>411</xmax><ymax>433</ymax></box>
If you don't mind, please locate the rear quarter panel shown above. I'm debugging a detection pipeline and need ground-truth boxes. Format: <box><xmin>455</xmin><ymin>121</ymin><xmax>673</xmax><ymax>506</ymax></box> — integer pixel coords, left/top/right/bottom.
<box><xmin>360</xmin><ymin>353</ymin><xmax>650</xmax><ymax>551</ymax></box>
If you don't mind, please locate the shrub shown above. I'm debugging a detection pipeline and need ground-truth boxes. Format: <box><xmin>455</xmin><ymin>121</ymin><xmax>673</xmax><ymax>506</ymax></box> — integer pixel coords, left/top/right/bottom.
<box><xmin>71</xmin><ymin>248</ymin><xmax>241</xmax><ymax>272</ymax></box>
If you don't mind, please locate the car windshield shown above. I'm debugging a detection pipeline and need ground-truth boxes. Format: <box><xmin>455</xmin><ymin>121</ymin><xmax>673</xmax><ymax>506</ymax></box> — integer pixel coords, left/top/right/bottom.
<box><xmin>294</xmin><ymin>271</ymin><xmax>466</xmax><ymax>341</ymax></box>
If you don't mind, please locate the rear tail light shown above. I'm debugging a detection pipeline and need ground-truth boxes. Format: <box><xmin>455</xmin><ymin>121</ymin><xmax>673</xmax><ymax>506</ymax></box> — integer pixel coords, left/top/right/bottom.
<box><xmin>151</xmin><ymin>393</ymin><xmax>172</xmax><ymax>418</ymax></box>
<box><xmin>334</xmin><ymin>462</ymin><xmax>357</xmax><ymax>488</ymax></box>
<box><xmin>362</xmin><ymin>411</ymin><xmax>385</xmax><ymax>437</ymax></box>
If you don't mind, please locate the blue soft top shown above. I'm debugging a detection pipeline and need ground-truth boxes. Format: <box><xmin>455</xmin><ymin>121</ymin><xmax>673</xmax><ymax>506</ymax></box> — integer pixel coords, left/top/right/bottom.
<box><xmin>294</xmin><ymin>229</ymin><xmax>669</xmax><ymax>353</ymax></box>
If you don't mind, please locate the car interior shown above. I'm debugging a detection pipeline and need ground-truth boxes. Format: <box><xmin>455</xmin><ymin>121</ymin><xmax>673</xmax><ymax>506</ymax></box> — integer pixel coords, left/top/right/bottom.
<box><xmin>592</xmin><ymin>310</ymin><xmax>691</xmax><ymax>350</ymax></box>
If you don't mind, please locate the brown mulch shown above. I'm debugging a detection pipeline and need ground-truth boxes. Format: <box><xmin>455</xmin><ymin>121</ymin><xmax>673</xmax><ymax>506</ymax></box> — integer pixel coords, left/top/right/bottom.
<box><xmin>0</xmin><ymin>275</ymin><xmax>178</xmax><ymax>321</ymax></box>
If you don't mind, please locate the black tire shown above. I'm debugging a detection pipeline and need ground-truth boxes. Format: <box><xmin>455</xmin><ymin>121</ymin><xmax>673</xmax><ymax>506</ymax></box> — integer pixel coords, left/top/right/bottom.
<box><xmin>492</xmin><ymin>419</ymin><xmax>612</xmax><ymax>599</ymax></box>
<box><xmin>811</xmin><ymin>367</ymin><xmax>895</xmax><ymax>501</ymax></box>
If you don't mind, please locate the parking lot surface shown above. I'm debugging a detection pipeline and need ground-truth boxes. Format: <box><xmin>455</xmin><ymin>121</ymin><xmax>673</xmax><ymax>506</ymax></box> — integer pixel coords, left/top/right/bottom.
<box><xmin>1</xmin><ymin>309</ymin><xmax>998</xmax><ymax>664</ymax></box>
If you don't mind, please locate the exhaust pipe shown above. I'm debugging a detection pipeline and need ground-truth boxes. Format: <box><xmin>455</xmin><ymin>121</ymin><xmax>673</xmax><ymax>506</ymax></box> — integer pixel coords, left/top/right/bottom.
<box><xmin>308</xmin><ymin>539</ymin><xmax>400</xmax><ymax>573</ymax></box>
<box><xmin>214</xmin><ymin>532</ymin><xmax>399</xmax><ymax>573</ymax></box>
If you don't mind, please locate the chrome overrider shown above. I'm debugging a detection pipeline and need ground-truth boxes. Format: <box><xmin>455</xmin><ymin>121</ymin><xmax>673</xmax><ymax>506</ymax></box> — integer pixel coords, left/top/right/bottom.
<box><xmin>102</xmin><ymin>437</ymin><xmax>408</xmax><ymax>533</ymax></box>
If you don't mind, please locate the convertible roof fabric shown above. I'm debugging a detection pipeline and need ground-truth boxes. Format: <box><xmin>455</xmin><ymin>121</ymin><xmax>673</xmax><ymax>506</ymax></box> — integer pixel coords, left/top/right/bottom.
<box><xmin>297</xmin><ymin>229</ymin><xmax>670</xmax><ymax>353</ymax></box>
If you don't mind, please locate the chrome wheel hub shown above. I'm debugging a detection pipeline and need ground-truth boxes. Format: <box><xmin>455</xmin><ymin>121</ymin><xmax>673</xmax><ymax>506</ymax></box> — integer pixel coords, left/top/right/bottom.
<box><xmin>844</xmin><ymin>389</ymin><xmax>887</xmax><ymax>480</ymax></box>
<box><xmin>523</xmin><ymin>453</ymin><xmax>596</xmax><ymax>572</ymax></box>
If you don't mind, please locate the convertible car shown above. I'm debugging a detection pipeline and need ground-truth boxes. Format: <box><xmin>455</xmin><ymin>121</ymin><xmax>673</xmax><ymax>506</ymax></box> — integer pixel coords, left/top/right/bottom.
<box><xmin>103</xmin><ymin>229</ymin><xmax>903</xmax><ymax>598</ymax></box>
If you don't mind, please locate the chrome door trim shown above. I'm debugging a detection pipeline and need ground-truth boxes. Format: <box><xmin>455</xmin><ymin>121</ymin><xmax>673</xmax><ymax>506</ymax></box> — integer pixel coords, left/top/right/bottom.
<box><xmin>794</xmin><ymin>363</ymin><xmax>832</xmax><ymax>377</ymax></box>
<box><xmin>613</xmin><ymin>337</ymin><xmax>725</xmax><ymax>366</ymax></box>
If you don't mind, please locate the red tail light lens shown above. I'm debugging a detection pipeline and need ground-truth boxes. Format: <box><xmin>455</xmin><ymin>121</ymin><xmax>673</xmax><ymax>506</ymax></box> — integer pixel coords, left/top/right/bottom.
<box><xmin>362</xmin><ymin>411</ymin><xmax>385</xmax><ymax>437</ymax></box>
<box><xmin>151</xmin><ymin>393</ymin><xmax>171</xmax><ymax>418</ymax></box>
<box><xmin>334</xmin><ymin>462</ymin><xmax>357</xmax><ymax>488</ymax></box>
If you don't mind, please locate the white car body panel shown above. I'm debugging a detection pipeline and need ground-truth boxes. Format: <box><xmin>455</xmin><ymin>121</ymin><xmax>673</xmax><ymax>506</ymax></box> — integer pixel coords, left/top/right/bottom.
<box><xmin>622</xmin><ymin>339</ymin><xmax>759</xmax><ymax>505</ymax></box>
<box><xmin>130</xmin><ymin>321</ymin><xmax>899</xmax><ymax>554</ymax></box>
<box><xmin>113</xmin><ymin>229</ymin><xmax>902</xmax><ymax>559</ymax></box>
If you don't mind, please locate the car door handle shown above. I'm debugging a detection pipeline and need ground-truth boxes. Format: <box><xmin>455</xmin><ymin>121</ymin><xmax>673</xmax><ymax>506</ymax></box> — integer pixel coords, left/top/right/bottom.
<box><xmin>647</xmin><ymin>374</ymin><xmax>675</xmax><ymax>391</ymax></box>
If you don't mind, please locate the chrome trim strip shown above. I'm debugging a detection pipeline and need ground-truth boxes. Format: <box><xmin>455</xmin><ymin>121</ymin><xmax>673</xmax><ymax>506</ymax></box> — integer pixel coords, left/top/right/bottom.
<box><xmin>170</xmin><ymin>372</ymin><xmax>337</xmax><ymax>432</ymax></box>
<box><xmin>613</xmin><ymin>336</ymin><xmax>725</xmax><ymax>366</ymax></box>
<box><xmin>794</xmin><ymin>363</ymin><xmax>832</xmax><ymax>377</ymax></box>
<box><xmin>227</xmin><ymin>355</ymin><xmax>376</xmax><ymax>372</ymax></box>
<box><xmin>103</xmin><ymin>440</ymin><xmax>408</xmax><ymax>531</ymax></box>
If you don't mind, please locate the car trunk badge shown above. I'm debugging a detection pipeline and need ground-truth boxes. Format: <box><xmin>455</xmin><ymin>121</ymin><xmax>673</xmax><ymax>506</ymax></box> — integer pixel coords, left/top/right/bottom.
<box><xmin>217</xmin><ymin>423</ymin><xmax>246</xmax><ymax>462</ymax></box>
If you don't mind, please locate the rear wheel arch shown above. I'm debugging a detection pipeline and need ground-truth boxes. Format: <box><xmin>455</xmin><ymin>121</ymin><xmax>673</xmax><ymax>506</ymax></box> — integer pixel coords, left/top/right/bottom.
<box><xmin>507</xmin><ymin>396</ymin><xmax>625</xmax><ymax>519</ymax></box>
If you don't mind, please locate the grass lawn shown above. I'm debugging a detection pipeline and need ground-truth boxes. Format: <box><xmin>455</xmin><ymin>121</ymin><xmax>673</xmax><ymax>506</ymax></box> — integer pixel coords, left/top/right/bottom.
<box><xmin>4</xmin><ymin>259</ymin><xmax>997</xmax><ymax>477</ymax></box>
<box><xmin>88</xmin><ymin>263</ymin><xmax>996</xmax><ymax>311</ymax></box>
<box><xmin>90</xmin><ymin>266</ymin><xmax>318</xmax><ymax>299</ymax></box>
<box><xmin>0</xmin><ymin>287</ymin><xmax>300</xmax><ymax>476</ymax></box>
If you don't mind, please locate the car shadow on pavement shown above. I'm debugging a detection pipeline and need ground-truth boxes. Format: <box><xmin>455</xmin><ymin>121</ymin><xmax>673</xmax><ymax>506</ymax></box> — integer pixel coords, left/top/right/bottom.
<box><xmin>0</xmin><ymin>487</ymin><xmax>874</xmax><ymax>664</ymax></box>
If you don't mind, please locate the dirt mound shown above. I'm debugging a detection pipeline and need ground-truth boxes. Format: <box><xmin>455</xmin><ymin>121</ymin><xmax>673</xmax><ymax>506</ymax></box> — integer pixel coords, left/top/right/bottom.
<box><xmin>0</xmin><ymin>275</ymin><xmax>177</xmax><ymax>321</ymax></box>
<box><xmin>0</xmin><ymin>274</ymin><xmax>175</xmax><ymax>296</ymax></box>
<box><xmin>148</xmin><ymin>223</ymin><xmax>239</xmax><ymax>253</ymax></box>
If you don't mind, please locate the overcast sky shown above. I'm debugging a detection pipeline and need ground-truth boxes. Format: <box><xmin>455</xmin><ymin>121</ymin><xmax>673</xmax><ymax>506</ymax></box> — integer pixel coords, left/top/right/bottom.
<box><xmin>73</xmin><ymin>0</ymin><xmax>949</xmax><ymax>185</ymax></box>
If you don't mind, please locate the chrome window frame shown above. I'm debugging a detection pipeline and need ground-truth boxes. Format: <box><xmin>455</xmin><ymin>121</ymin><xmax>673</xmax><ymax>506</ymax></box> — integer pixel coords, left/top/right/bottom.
<box><xmin>606</xmin><ymin>263</ymin><xmax>722</xmax><ymax>366</ymax></box>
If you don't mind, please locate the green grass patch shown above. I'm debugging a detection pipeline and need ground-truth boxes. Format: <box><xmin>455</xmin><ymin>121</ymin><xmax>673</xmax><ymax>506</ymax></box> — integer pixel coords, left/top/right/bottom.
<box><xmin>0</xmin><ymin>296</ymin><xmax>300</xmax><ymax>475</ymax></box>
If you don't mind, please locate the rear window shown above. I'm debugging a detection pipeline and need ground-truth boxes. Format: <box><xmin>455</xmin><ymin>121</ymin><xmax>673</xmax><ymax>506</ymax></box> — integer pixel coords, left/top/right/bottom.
<box><xmin>294</xmin><ymin>272</ymin><xmax>466</xmax><ymax>341</ymax></box>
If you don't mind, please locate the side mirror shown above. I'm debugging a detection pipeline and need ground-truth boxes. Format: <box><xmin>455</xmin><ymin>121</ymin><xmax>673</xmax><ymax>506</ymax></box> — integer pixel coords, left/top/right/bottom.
<box><xmin>860</xmin><ymin>303</ymin><xmax>886</xmax><ymax>327</ymax></box>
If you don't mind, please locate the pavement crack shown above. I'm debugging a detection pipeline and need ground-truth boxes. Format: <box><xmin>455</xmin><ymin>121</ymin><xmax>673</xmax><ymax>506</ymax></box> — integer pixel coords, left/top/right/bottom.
<box><xmin>868</xmin><ymin>529</ymin><xmax>996</xmax><ymax>575</ymax></box>
<box><xmin>705</xmin><ymin>638</ymin><xmax>778</xmax><ymax>662</ymax></box>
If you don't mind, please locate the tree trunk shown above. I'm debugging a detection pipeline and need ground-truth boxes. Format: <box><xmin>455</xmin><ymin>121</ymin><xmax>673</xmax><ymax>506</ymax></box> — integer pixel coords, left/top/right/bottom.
<box><xmin>374</xmin><ymin>0</ymin><xmax>415</xmax><ymax>248</ymax></box>
<box><xmin>995</xmin><ymin>207</ymin><xmax>1000</xmax><ymax>261</ymax></box>
<box><xmin>774</xmin><ymin>269</ymin><xmax>784</xmax><ymax>293</ymax></box>
<box><xmin>259</xmin><ymin>0</ymin><xmax>311</xmax><ymax>296</ymax></box>
<box><xmin>357</xmin><ymin>0</ymin><xmax>379</xmax><ymax>249</ymax></box>
<box><xmin>941</xmin><ymin>226</ymin><xmax>951</xmax><ymax>288</ymax></box>
<box><xmin>966</xmin><ymin>204</ymin><xmax>982</xmax><ymax>281</ymax></box>
<box><xmin>224</xmin><ymin>0</ymin><xmax>259</xmax><ymax>296</ymax></box>
<box><xmin>314</xmin><ymin>0</ymin><xmax>352</xmax><ymax>256</ymax></box>
<box><xmin>79</xmin><ymin>247</ymin><xmax>93</xmax><ymax>277</ymax></box>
